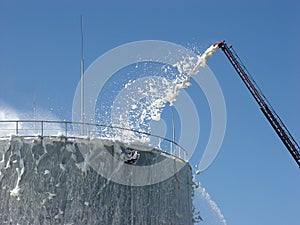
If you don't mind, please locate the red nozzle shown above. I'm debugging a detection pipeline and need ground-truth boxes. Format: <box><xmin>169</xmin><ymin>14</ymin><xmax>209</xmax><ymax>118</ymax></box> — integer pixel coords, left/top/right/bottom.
<box><xmin>213</xmin><ymin>40</ymin><xmax>225</xmax><ymax>48</ymax></box>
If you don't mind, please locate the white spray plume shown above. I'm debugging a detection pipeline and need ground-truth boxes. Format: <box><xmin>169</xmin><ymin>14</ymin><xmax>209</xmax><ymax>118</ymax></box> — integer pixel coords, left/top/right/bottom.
<box><xmin>0</xmin><ymin>107</ymin><xmax>19</xmax><ymax>120</ymax></box>
<box><xmin>0</xmin><ymin>106</ymin><xmax>20</xmax><ymax>136</ymax></box>
<box><xmin>161</xmin><ymin>43</ymin><xmax>220</xmax><ymax>112</ymax></box>
<box><xmin>172</xmin><ymin>43</ymin><xmax>220</xmax><ymax>99</ymax></box>
<box><xmin>191</xmin><ymin>44</ymin><xmax>220</xmax><ymax>75</ymax></box>
<box><xmin>0</xmin><ymin>105</ymin><xmax>63</xmax><ymax>136</ymax></box>
<box><xmin>194</xmin><ymin>181</ymin><xmax>227</xmax><ymax>225</ymax></box>
<box><xmin>111</xmin><ymin>43</ymin><xmax>220</xmax><ymax>140</ymax></box>
<box><xmin>148</xmin><ymin>43</ymin><xmax>220</xmax><ymax>123</ymax></box>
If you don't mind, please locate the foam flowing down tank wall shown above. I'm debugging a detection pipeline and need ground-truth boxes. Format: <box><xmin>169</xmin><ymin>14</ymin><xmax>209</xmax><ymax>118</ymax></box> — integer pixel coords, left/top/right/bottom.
<box><xmin>0</xmin><ymin>136</ymin><xmax>193</xmax><ymax>225</ymax></box>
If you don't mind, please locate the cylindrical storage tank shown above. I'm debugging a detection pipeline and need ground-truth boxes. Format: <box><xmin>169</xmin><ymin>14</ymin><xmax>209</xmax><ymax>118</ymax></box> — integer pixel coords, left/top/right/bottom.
<box><xmin>0</xmin><ymin>136</ymin><xmax>193</xmax><ymax>225</ymax></box>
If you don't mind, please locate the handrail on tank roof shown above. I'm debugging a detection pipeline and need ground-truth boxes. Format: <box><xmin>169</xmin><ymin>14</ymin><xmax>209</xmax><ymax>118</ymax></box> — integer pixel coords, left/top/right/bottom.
<box><xmin>0</xmin><ymin>119</ymin><xmax>188</xmax><ymax>161</ymax></box>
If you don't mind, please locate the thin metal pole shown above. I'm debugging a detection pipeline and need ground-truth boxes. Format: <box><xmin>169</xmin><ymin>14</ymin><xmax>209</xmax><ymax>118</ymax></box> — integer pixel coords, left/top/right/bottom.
<box><xmin>65</xmin><ymin>122</ymin><xmax>68</xmax><ymax>137</ymax></box>
<box><xmin>16</xmin><ymin>121</ymin><xmax>19</xmax><ymax>135</ymax></box>
<box><xmin>41</xmin><ymin>121</ymin><xmax>43</xmax><ymax>136</ymax></box>
<box><xmin>80</xmin><ymin>15</ymin><xmax>85</xmax><ymax>135</ymax></box>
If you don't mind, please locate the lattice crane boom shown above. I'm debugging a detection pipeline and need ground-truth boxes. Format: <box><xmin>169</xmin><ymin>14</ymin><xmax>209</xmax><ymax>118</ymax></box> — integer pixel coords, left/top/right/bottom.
<box><xmin>215</xmin><ymin>41</ymin><xmax>300</xmax><ymax>168</ymax></box>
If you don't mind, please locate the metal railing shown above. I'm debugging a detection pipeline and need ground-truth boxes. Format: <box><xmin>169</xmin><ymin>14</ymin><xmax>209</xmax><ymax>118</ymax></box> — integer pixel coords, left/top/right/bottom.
<box><xmin>0</xmin><ymin>120</ymin><xmax>188</xmax><ymax>161</ymax></box>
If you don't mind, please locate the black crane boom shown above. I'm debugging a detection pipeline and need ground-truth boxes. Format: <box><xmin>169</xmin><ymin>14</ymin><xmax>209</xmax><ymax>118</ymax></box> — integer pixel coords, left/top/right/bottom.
<box><xmin>216</xmin><ymin>41</ymin><xmax>300</xmax><ymax>168</ymax></box>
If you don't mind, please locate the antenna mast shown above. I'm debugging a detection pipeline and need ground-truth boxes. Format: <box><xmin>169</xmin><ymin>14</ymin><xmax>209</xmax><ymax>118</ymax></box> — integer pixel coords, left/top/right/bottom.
<box><xmin>80</xmin><ymin>15</ymin><xmax>85</xmax><ymax>135</ymax></box>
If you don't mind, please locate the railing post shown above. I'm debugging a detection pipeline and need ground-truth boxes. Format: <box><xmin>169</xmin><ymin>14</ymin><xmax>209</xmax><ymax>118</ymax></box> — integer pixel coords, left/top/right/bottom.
<box><xmin>16</xmin><ymin>121</ymin><xmax>19</xmax><ymax>135</ymax></box>
<box><xmin>65</xmin><ymin>122</ymin><xmax>68</xmax><ymax>136</ymax></box>
<box><xmin>41</xmin><ymin>121</ymin><xmax>44</xmax><ymax>136</ymax></box>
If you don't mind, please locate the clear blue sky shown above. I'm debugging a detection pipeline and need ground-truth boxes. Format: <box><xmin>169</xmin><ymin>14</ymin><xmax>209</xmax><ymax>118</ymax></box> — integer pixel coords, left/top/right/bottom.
<box><xmin>0</xmin><ymin>1</ymin><xmax>299</xmax><ymax>224</ymax></box>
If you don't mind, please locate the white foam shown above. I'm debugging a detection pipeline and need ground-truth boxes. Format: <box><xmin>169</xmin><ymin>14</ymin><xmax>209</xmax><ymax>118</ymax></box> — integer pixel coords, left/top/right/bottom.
<box><xmin>0</xmin><ymin>107</ymin><xmax>20</xmax><ymax>136</ymax></box>
<box><xmin>194</xmin><ymin>181</ymin><xmax>227</xmax><ymax>225</ymax></box>
<box><xmin>59</xmin><ymin>163</ymin><xmax>66</xmax><ymax>171</ymax></box>
<box><xmin>10</xmin><ymin>166</ymin><xmax>25</xmax><ymax>200</ymax></box>
<box><xmin>47</xmin><ymin>192</ymin><xmax>56</xmax><ymax>200</ymax></box>
<box><xmin>110</xmin><ymin>44</ymin><xmax>220</xmax><ymax>142</ymax></box>
<box><xmin>0</xmin><ymin>105</ymin><xmax>63</xmax><ymax>137</ymax></box>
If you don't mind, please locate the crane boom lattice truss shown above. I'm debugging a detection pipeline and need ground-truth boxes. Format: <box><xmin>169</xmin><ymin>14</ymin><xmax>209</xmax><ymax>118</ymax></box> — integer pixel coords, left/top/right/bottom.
<box><xmin>216</xmin><ymin>41</ymin><xmax>300</xmax><ymax>168</ymax></box>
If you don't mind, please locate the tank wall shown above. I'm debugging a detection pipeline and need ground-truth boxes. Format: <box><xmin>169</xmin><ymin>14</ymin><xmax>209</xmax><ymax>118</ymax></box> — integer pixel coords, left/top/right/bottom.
<box><xmin>0</xmin><ymin>137</ymin><xmax>193</xmax><ymax>225</ymax></box>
